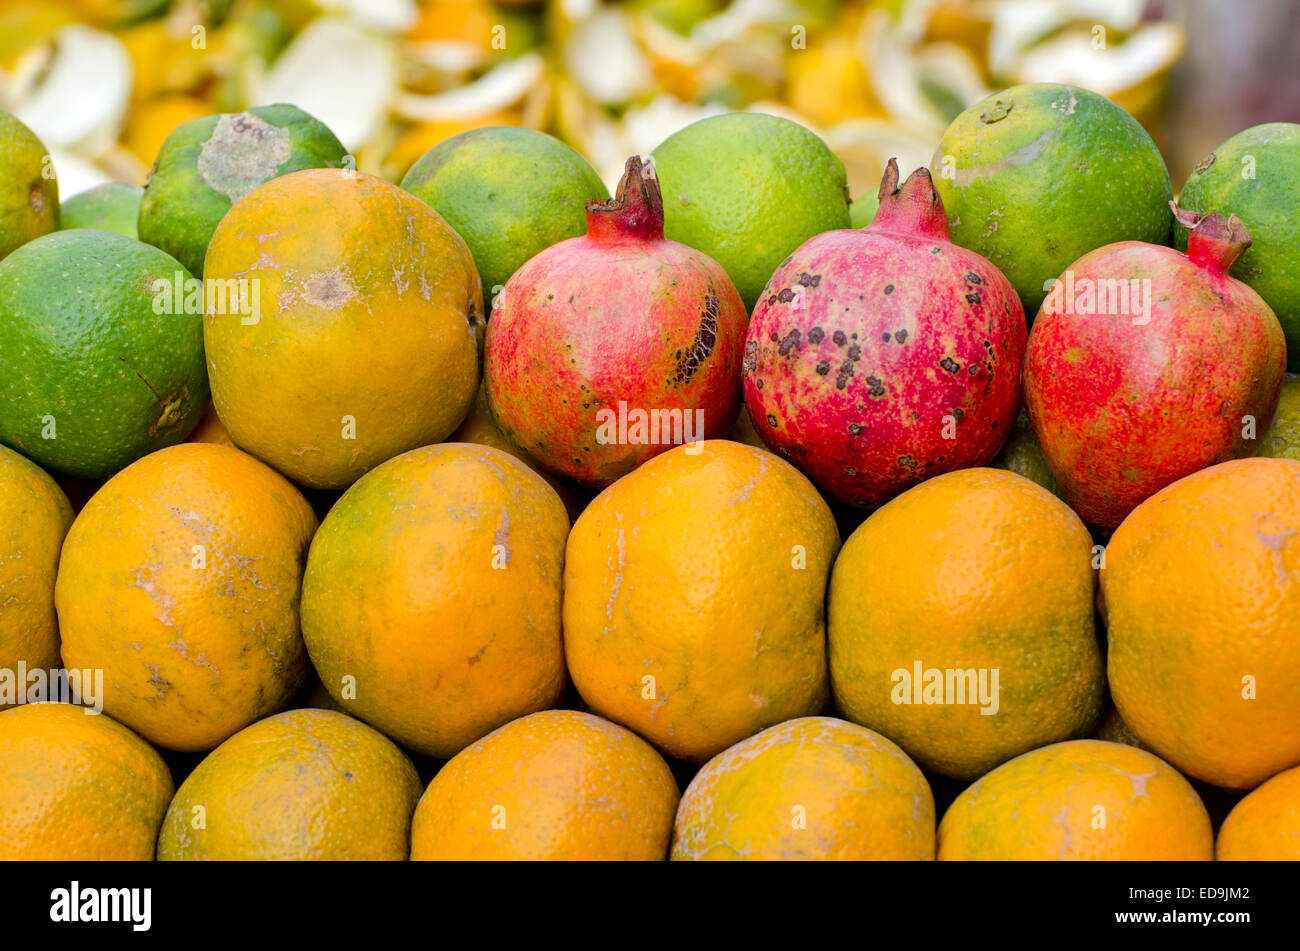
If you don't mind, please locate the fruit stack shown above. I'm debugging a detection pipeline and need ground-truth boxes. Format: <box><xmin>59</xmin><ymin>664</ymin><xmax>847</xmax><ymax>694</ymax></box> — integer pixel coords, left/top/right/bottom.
<box><xmin>1</xmin><ymin>75</ymin><xmax>1298</xmax><ymax>862</ymax></box>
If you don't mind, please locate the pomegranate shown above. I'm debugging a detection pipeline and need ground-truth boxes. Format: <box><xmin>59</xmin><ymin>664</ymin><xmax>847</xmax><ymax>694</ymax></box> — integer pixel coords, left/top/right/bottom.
<box><xmin>742</xmin><ymin>159</ymin><xmax>1026</xmax><ymax>508</ymax></box>
<box><xmin>485</xmin><ymin>156</ymin><xmax>747</xmax><ymax>487</ymax></box>
<box><xmin>1024</xmin><ymin>206</ymin><xmax>1286</xmax><ymax>529</ymax></box>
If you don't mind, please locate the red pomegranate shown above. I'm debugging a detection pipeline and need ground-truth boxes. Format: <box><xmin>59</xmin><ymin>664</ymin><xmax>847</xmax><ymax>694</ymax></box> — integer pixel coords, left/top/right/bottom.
<box><xmin>485</xmin><ymin>156</ymin><xmax>748</xmax><ymax>487</ymax></box>
<box><xmin>742</xmin><ymin>159</ymin><xmax>1026</xmax><ymax>508</ymax></box>
<box><xmin>1024</xmin><ymin>206</ymin><xmax>1286</xmax><ymax>528</ymax></box>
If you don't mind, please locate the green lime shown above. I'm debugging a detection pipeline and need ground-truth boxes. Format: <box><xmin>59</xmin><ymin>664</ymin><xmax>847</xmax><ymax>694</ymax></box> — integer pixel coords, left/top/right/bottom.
<box><xmin>934</xmin><ymin>84</ymin><xmax>1173</xmax><ymax>316</ymax></box>
<box><xmin>0</xmin><ymin>230</ymin><xmax>209</xmax><ymax>479</ymax></box>
<box><xmin>650</xmin><ymin>112</ymin><xmax>851</xmax><ymax>310</ymax></box>
<box><xmin>61</xmin><ymin>182</ymin><xmax>144</xmax><ymax>238</ymax></box>
<box><xmin>0</xmin><ymin>110</ymin><xmax>58</xmax><ymax>262</ymax></box>
<box><xmin>138</xmin><ymin>103</ymin><xmax>348</xmax><ymax>277</ymax></box>
<box><xmin>1176</xmin><ymin>123</ymin><xmax>1300</xmax><ymax>369</ymax></box>
<box><xmin>1257</xmin><ymin>373</ymin><xmax>1300</xmax><ymax>459</ymax></box>
<box><xmin>993</xmin><ymin>407</ymin><xmax>1063</xmax><ymax>499</ymax></box>
<box><xmin>849</xmin><ymin>186</ymin><xmax>880</xmax><ymax>229</ymax></box>
<box><xmin>401</xmin><ymin>126</ymin><xmax>609</xmax><ymax>299</ymax></box>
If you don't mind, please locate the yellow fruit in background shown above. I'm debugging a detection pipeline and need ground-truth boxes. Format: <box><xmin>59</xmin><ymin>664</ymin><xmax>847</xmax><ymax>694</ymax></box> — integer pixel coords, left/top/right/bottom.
<box><xmin>301</xmin><ymin>443</ymin><xmax>568</xmax><ymax>758</ymax></box>
<box><xmin>121</xmin><ymin>95</ymin><xmax>213</xmax><ymax>167</ymax></box>
<box><xmin>564</xmin><ymin>440</ymin><xmax>840</xmax><ymax>762</ymax></box>
<box><xmin>410</xmin><ymin>709</ymin><xmax>679</xmax><ymax>860</ymax></box>
<box><xmin>938</xmin><ymin>740</ymin><xmax>1214</xmax><ymax>860</ymax></box>
<box><xmin>1103</xmin><ymin>457</ymin><xmax>1300</xmax><ymax>789</ymax></box>
<box><xmin>157</xmin><ymin>709</ymin><xmax>422</xmax><ymax>860</ymax></box>
<box><xmin>671</xmin><ymin>716</ymin><xmax>934</xmax><ymax>860</ymax></box>
<box><xmin>0</xmin><ymin>702</ymin><xmax>173</xmax><ymax>860</ymax></box>
<box><xmin>1216</xmin><ymin>764</ymin><xmax>1300</xmax><ymax>860</ymax></box>
<box><xmin>55</xmin><ymin>443</ymin><xmax>318</xmax><ymax>751</ymax></box>
<box><xmin>0</xmin><ymin>445</ymin><xmax>73</xmax><ymax>696</ymax></box>
<box><xmin>829</xmin><ymin>468</ymin><xmax>1104</xmax><ymax>780</ymax></box>
<box><xmin>786</xmin><ymin>34</ymin><xmax>882</xmax><ymax>127</ymax></box>
<box><xmin>203</xmin><ymin>168</ymin><xmax>482</xmax><ymax>490</ymax></box>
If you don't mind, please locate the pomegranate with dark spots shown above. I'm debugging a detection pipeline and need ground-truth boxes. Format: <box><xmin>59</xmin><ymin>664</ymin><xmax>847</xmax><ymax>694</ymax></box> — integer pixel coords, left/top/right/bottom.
<box><xmin>742</xmin><ymin>159</ymin><xmax>1027</xmax><ymax>508</ymax></box>
<box><xmin>485</xmin><ymin>156</ymin><xmax>748</xmax><ymax>487</ymax></box>
<box><xmin>1024</xmin><ymin>206</ymin><xmax>1286</xmax><ymax>529</ymax></box>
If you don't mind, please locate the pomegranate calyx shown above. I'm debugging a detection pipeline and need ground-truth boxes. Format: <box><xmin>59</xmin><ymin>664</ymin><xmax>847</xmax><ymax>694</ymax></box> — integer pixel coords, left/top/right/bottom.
<box><xmin>868</xmin><ymin>157</ymin><xmax>950</xmax><ymax>242</ymax></box>
<box><xmin>1173</xmin><ymin>201</ymin><xmax>1252</xmax><ymax>273</ymax></box>
<box><xmin>585</xmin><ymin>155</ymin><xmax>665</xmax><ymax>243</ymax></box>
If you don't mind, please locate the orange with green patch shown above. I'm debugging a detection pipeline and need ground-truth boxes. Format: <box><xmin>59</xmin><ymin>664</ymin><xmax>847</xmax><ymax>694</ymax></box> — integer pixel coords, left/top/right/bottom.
<box><xmin>204</xmin><ymin>168</ymin><xmax>482</xmax><ymax>490</ymax></box>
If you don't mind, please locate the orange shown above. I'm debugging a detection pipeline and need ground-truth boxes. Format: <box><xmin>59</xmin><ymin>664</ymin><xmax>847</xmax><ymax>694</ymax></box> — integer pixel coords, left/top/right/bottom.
<box><xmin>938</xmin><ymin>740</ymin><xmax>1214</xmax><ymax>860</ymax></box>
<box><xmin>564</xmin><ymin>440</ymin><xmax>839</xmax><ymax>762</ymax></box>
<box><xmin>157</xmin><ymin>709</ymin><xmax>422</xmax><ymax>860</ymax></box>
<box><xmin>829</xmin><ymin>468</ymin><xmax>1104</xmax><ymax>780</ymax></box>
<box><xmin>410</xmin><ymin>710</ymin><xmax>679</xmax><ymax>860</ymax></box>
<box><xmin>203</xmin><ymin>168</ymin><xmax>481</xmax><ymax>490</ymax></box>
<box><xmin>0</xmin><ymin>702</ymin><xmax>173</xmax><ymax>860</ymax></box>
<box><xmin>1103</xmin><ymin>457</ymin><xmax>1300</xmax><ymax>789</ymax></box>
<box><xmin>671</xmin><ymin>716</ymin><xmax>934</xmax><ymax>860</ymax></box>
<box><xmin>301</xmin><ymin>443</ymin><xmax>568</xmax><ymax>758</ymax></box>
<box><xmin>1216</xmin><ymin>764</ymin><xmax>1300</xmax><ymax>860</ymax></box>
<box><xmin>0</xmin><ymin>445</ymin><xmax>73</xmax><ymax>693</ymax></box>
<box><xmin>184</xmin><ymin>402</ymin><xmax>235</xmax><ymax>448</ymax></box>
<box><xmin>55</xmin><ymin>443</ymin><xmax>318</xmax><ymax>751</ymax></box>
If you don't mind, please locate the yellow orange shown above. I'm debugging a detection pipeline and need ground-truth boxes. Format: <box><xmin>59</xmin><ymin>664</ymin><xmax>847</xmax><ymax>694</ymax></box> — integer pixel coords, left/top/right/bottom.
<box><xmin>157</xmin><ymin>709</ymin><xmax>422</xmax><ymax>860</ymax></box>
<box><xmin>1216</xmin><ymin>764</ymin><xmax>1300</xmax><ymax>860</ymax></box>
<box><xmin>672</xmin><ymin>716</ymin><xmax>934</xmax><ymax>860</ymax></box>
<box><xmin>564</xmin><ymin>440</ymin><xmax>839</xmax><ymax>762</ymax></box>
<box><xmin>204</xmin><ymin>168</ymin><xmax>481</xmax><ymax>489</ymax></box>
<box><xmin>1103</xmin><ymin>457</ymin><xmax>1300</xmax><ymax>789</ymax></box>
<box><xmin>0</xmin><ymin>702</ymin><xmax>173</xmax><ymax>860</ymax></box>
<box><xmin>829</xmin><ymin>468</ymin><xmax>1104</xmax><ymax>779</ymax></box>
<box><xmin>0</xmin><ymin>445</ymin><xmax>73</xmax><ymax>694</ymax></box>
<box><xmin>55</xmin><ymin>443</ymin><xmax>318</xmax><ymax>751</ymax></box>
<box><xmin>410</xmin><ymin>710</ymin><xmax>679</xmax><ymax>860</ymax></box>
<box><xmin>938</xmin><ymin>740</ymin><xmax>1213</xmax><ymax>860</ymax></box>
<box><xmin>301</xmin><ymin>443</ymin><xmax>568</xmax><ymax>758</ymax></box>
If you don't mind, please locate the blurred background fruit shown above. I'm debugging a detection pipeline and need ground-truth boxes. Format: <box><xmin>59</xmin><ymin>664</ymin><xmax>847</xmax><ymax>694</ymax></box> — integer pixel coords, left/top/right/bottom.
<box><xmin>5</xmin><ymin>0</ymin><xmax>1258</xmax><ymax>225</ymax></box>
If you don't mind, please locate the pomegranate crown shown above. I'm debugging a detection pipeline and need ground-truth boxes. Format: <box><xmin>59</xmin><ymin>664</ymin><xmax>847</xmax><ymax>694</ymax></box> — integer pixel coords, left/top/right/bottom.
<box><xmin>865</xmin><ymin>158</ymin><xmax>950</xmax><ymax>241</ymax></box>
<box><xmin>585</xmin><ymin>155</ymin><xmax>665</xmax><ymax>242</ymax></box>
<box><xmin>1172</xmin><ymin>202</ymin><xmax>1252</xmax><ymax>274</ymax></box>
